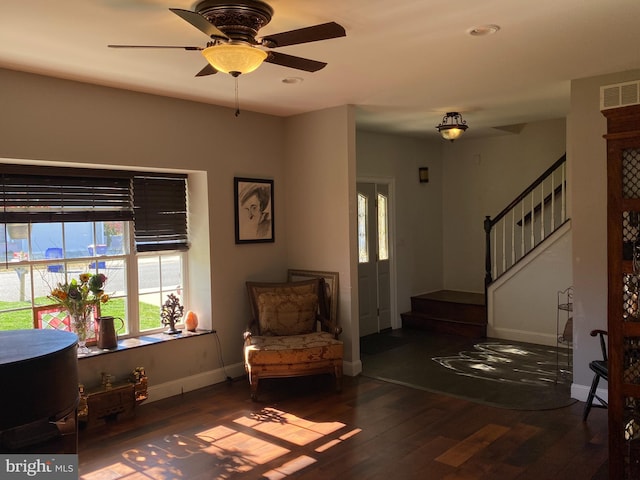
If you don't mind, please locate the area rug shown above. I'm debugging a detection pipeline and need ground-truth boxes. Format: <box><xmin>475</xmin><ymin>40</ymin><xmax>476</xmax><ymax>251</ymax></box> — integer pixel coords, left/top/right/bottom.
<box><xmin>361</xmin><ymin>329</ymin><xmax>576</xmax><ymax>410</ymax></box>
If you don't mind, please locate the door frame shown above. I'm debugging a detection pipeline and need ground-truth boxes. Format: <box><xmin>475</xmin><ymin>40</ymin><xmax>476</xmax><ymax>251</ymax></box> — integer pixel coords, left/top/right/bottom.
<box><xmin>356</xmin><ymin>176</ymin><xmax>399</xmax><ymax>330</ymax></box>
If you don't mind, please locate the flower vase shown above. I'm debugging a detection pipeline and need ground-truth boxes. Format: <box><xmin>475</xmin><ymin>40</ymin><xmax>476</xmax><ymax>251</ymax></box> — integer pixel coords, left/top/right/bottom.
<box><xmin>73</xmin><ymin>314</ymin><xmax>91</xmax><ymax>355</ymax></box>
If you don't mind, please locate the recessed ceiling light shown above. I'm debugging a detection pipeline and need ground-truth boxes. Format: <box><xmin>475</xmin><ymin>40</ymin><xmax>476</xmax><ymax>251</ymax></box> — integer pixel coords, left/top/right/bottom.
<box><xmin>468</xmin><ymin>24</ymin><xmax>501</xmax><ymax>36</ymax></box>
<box><xmin>282</xmin><ymin>77</ymin><xmax>304</xmax><ymax>84</ymax></box>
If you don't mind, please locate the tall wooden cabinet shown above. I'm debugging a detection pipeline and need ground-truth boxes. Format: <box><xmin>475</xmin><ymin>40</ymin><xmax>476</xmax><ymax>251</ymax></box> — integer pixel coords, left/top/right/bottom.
<box><xmin>604</xmin><ymin>103</ymin><xmax>640</xmax><ymax>479</ymax></box>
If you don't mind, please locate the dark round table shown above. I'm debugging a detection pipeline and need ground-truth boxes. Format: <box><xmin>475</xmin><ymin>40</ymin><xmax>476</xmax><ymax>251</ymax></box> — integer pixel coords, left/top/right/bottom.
<box><xmin>0</xmin><ymin>329</ymin><xmax>78</xmax><ymax>451</ymax></box>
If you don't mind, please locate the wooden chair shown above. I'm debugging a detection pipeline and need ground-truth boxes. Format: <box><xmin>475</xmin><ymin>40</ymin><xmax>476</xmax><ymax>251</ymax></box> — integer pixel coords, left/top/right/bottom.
<box><xmin>583</xmin><ymin>329</ymin><xmax>608</xmax><ymax>421</ymax></box>
<box><xmin>243</xmin><ymin>272</ymin><xmax>342</xmax><ymax>401</ymax></box>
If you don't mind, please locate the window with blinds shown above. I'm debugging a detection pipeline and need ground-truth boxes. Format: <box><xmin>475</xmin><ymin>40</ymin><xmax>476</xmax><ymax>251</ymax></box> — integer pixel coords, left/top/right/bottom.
<box><xmin>133</xmin><ymin>175</ymin><xmax>189</xmax><ymax>252</ymax></box>
<box><xmin>0</xmin><ymin>165</ymin><xmax>189</xmax><ymax>252</ymax></box>
<box><xmin>0</xmin><ymin>164</ymin><xmax>190</xmax><ymax>338</ymax></box>
<box><xmin>0</xmin><ymin>167</ymin><xmax>133</xmax><ymax>223</ymax></box>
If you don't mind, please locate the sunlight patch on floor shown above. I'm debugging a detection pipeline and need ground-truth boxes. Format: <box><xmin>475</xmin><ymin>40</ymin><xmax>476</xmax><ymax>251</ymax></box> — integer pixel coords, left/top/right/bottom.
<box><xmin>80</xmin><ymin>461</ymin><xmax>136</xmax><ymax>480</ymax></box>
<box><xmin>234</xmin><ymin>407</ymin><xmax>345</xmax><ymax>447</ymax></box>
<box><xmin>433</xmin><ymin>342</ymin><xmax>572</xmax><ymax>386</ymax></box>
<box><xmin>315</xmin><ymin>428</ymin><xmax>362</xmax><ymax>453</ymax></box>
<box><xmin>262</xmin><ymin>455</ymin><xmax>317</xmax><ymax>480</ymax></box>
<box><xmin>80</xmin><ymin>407</ymin><xmax>359</xmax><ymax>479</ymax></box>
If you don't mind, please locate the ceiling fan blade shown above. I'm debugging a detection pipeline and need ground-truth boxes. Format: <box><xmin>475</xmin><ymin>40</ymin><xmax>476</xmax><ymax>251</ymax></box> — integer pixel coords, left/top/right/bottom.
<box><xmin>195</xmin><ymin>64</ymin><xmax>218</xmax><ymax>77</ymax></box>
<box><xmin>108</xmin><ymin>45</ymin><xmax>203</xmax><ymax>50</ymax></box>
<box><xmin>169</xmin><ymin>8</ymin><xmax>229</xmax><ymax>40</ymax></box>
<box><xmin>265</xmin><ymin>51</ymin><xmax>327</xmax><ymax>72</ymax></box>
<box><xmin>261</xmin><ymin>22</ymin><xmax>345</xmax><ymax>48</ymax></box>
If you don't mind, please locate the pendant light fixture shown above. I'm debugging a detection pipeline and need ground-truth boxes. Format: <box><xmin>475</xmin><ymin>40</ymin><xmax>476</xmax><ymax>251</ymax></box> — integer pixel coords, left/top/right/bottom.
<box><xmin>436</xmin><ymin>112</ymin><xmax>469</xmax><ymax>142</ymax></box>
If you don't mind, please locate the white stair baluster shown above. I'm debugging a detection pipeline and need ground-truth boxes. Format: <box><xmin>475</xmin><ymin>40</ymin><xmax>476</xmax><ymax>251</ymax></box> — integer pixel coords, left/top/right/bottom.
<box><xmin>540</xmin><ymin>181</ymin><xmax>545</xmax><ymax>242</ymax></box>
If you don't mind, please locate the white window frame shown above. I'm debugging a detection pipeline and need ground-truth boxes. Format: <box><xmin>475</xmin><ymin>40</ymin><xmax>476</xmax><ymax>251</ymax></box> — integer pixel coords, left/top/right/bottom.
<box><xmin>0</xmin><ymin>220</ymin><xmax>188</xmax><ymax>338</ymax></box>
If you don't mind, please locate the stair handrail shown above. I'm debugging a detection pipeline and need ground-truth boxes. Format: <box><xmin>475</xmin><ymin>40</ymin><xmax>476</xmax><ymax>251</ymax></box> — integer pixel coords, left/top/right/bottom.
<box><xmin>484</xmin><ymin>154</ymin><xmax>567</xmax><ymax>286</ymax></box>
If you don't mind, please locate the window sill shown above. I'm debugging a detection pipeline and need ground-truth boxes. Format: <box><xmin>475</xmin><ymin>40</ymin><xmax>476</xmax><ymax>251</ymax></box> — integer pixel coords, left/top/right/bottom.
<box><xmin>77</xmin><ymin>329</ymin><xmax>214</xmax><ymax>359</ymax></box>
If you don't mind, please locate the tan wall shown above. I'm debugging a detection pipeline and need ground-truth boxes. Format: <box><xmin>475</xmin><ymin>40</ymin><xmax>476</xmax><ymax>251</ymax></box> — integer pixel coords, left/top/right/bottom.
<box><xmin>283</xmin><ymin>106</ymin><xmax>358</xmax><ymax>369</ymax></box>
<box><xmin>356</xmin><ymin>130</ymin><xmax>444</xmax><ymax>317</ymax></box>
<box><xmin>3</xmin><ymin>63</ymin><xmax>636</xmax><ymax>402</ymax></box>
<box><xmin>569</xmin><ymin>68</ymin><xmax>640</xmax><ymax>393</ymax></box>
<box><xmin>441</xmin><ymin>119</ymin><xmax>567</xmax><ymax>293</ymax></box>
<box><xmin>488</xmin><ymin>223</ymin><xmax>572</xmax><ymax>346</ymax></box>
<box><xmin>0</xmin><ymin>67</ymin><xmax>289</xmax><ymax>396</ymax></box>
<box><xmin>0</xmin><ymin>67</ymin><xmax>360</xmax><ymax>397</ymax></box>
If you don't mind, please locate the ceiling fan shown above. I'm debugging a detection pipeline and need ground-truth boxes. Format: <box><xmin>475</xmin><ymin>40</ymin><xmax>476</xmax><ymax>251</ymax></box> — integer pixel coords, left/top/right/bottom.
<box><xmin>108</xmin><ymin>0</ymin><xmax>346</xmax><ymax>78</ymax></box>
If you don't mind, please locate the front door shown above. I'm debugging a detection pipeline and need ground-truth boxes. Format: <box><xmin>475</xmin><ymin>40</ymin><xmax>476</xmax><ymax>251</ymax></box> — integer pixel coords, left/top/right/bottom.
<box><xmin>357</xmin><ymin>182</ymin><xmax>391</xmax><ymax>336</ymax></box>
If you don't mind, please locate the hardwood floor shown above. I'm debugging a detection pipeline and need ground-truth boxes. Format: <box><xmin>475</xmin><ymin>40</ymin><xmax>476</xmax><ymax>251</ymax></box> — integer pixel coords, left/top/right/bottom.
<box><xmin>78</xmin><ymin>374</ymin><xmax>608</xmax><ymax>480</ymax></box>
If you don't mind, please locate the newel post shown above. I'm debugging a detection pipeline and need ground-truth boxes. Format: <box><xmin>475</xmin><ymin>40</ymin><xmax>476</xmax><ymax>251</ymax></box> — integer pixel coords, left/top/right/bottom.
<box><xmin>484</xmin><ymin>216</ymin><xmax>493</xmax><ymax>287</ymax></box>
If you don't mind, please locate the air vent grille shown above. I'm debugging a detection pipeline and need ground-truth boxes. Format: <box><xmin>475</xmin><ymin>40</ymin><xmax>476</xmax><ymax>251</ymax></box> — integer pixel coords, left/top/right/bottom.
<box><xmin>601</xmin><ymin>80</ymin><xmax>640</xmax><ymax>110</ymax></box>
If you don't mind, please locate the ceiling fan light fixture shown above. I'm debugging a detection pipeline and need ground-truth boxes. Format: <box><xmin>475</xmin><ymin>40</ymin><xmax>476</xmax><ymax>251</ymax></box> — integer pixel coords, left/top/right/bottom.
<box><xmin>436</xmin><ymin>112</ymin><xmax>469</xmax><ymax>141</ymax></box>
<box><xmin>201</xmin><ymin>42</ymin><xmax>267</xmax><ymax>75</ymax></box>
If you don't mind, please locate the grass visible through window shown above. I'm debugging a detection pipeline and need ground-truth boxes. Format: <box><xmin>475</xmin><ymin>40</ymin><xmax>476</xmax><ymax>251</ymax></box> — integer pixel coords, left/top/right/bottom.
<box><xmin>0</xmin><ymin>299</ymin><xmax>162</xmax><ymax>332</ymax></box>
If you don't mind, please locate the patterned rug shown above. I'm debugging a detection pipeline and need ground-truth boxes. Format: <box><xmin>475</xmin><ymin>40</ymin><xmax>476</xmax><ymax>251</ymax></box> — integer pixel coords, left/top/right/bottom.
<box><xmin>361</xmin><ymin>329</ymin><xmax>575</xmax><ymax>410</ymax></box>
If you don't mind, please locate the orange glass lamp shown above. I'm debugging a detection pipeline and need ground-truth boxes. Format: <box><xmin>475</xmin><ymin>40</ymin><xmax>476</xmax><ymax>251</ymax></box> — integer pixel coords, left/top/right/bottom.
<box><xmin>201</xmin><ymin>42</ymin><xmax>268</xmax><ymax>77</ymax></box>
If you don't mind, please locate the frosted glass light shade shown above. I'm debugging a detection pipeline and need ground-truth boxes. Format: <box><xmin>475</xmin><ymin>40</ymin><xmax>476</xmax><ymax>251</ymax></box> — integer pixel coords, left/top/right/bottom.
<box><xmin>201</xmin><ymin>43</ymin><xmax>267</xmax><ymax>75</ymax></box>
<box><xmin>439</xmin><ymin>126</ymin><xmax>467</xmax><ymax>141</ymax></box>
<box><xmin>436</xmin><ymin>112</ymin><xmax>469</xmax><ymax>141</ymax></box>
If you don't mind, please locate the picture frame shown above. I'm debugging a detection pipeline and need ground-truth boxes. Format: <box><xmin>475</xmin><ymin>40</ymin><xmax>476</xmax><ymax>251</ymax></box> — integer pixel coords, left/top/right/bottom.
<box><xmin>287</xmin><ymin>269</ymin><xmax>339</xmax><ymax>324</ymax></box>
<box><xmin>234</xmin><ymin>177</ymin><xmax>274</xmax><ymax>244</ymax></box>
<box><xmin>33</xmin><ymin>304</ymin><xmax>101</xmax><ymax>346</ymax></box>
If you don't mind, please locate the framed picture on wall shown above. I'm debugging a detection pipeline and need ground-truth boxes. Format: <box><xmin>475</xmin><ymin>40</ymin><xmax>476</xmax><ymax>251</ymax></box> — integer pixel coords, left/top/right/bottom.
<box><xmin>234</xmin><ymin>177</ymin><xmax>274</xmax><ymax>244</ymax></box>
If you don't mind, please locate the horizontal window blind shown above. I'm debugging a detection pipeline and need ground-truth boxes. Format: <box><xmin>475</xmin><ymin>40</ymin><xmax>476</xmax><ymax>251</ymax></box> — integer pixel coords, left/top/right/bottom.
<box><xmin>0</xmin><ymin>169</ymin><xmax>133</xmax><ymax>223</ymax></box>
<box><xmin>133</xmin><ymin>175</ymin><xmax>189</xmax><ymax>252</ymax></box>
<box><xmin>0</xmin><ymin>164</ymin><xmax>189</xmax><ymax>252</ymax></box>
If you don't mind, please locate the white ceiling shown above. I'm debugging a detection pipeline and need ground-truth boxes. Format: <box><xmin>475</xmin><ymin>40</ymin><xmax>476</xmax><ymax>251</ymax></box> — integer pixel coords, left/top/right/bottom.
<box><xmin>1</xmin><ymin>0</ymin><xmax>639</xmax><ymax>139</ymax></box>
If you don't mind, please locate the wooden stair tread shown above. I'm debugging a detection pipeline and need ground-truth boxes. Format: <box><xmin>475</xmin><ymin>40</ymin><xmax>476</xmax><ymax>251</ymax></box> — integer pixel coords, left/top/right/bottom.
<box><xmin>401</xmin><ymin>311</ymin><xmax>486</xmax><ymax>326</ymax></box>
<box><xmin>402</xmin><ymin>290</ymin><xmax>487</xmax><ymax>338</ymax></box>
<box><xmin>412</xmin><ymin>290</ymin><xmax>485</xmax><ymax>306</ymax></box>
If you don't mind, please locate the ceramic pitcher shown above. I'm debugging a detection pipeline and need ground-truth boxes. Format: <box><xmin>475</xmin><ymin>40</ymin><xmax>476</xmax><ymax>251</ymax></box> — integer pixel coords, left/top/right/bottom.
<box><xmin>96</xmin><ymin>316</ymin><xmax>124</xmax><ymax>350</ymax></box>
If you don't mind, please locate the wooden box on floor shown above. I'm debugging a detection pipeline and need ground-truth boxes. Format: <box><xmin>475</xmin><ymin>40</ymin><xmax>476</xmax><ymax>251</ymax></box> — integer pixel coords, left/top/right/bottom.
<box><xmin>79</xmin><ymin>377</ymin><xmax>148</xmax><ymax>429</ymax></box>
<box><xmin>81</xmin><ymin>383</ymin><xmax>135</xmax><ymax>428</ymax></box>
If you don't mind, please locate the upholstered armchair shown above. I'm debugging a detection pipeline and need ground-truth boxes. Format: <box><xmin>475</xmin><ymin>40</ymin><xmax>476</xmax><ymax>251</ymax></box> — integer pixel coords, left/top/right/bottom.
<box><xmin>243</xmin><ymin>271</ymin><xmax>343</xmax><ymax>401</ymax></box>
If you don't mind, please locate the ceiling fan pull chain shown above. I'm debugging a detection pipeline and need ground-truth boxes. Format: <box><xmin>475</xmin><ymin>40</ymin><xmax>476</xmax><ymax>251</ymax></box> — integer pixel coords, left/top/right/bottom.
<box><xmin>234</xmin><ymin>76</ymin><xmax>240</xmax><ymax>117</ymax></box>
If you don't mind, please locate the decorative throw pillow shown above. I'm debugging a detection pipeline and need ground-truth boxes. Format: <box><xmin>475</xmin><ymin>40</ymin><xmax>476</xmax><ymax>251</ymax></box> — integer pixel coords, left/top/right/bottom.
<box><xmin>257</xmin><ymin>292</ymin><xmax>318</xmax><ymax>336</ymax></box>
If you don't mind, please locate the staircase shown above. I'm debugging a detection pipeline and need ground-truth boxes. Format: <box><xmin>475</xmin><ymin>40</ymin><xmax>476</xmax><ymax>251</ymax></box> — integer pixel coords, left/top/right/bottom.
<box><xmin>401</xmin><ymin>290</ymin><xmax>486</xmax><ymax>338</ymax></box>
<box><xmin>401</xmin><ymin>155</ymin><xmax>567</xmax><ymax>340</ymax></box>
<box><xmin>484</xmin><ymin>154</ymin><xmax>567</xmax><ymax>285</ymax></box>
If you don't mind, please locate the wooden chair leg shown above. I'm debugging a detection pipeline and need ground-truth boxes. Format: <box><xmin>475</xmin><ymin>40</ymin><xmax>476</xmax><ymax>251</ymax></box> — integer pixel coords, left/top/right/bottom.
<box><xmin>583</xmin><ymin>373</ymin><xmax>601</xmax><ymax>421</ymax></box>
<box><xmin>249</xmin><ymin>374</ymin><xmax>259</xmax><ymax>402</ymax></box>
<box><xmin>334</xmin><ymin>365</ymin><xmax>343</xmax><ymax>392</ymax></box>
